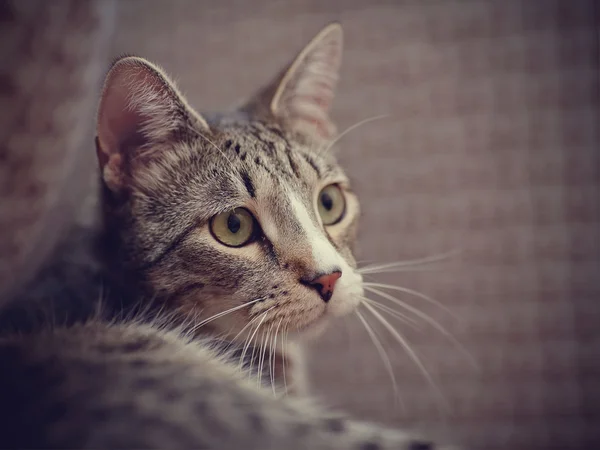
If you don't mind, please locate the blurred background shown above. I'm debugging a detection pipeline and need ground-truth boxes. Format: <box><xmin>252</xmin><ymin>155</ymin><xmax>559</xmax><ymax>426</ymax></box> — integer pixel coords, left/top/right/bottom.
<box><xmin>1</xmin><ymin>1</ymin><xmax>598</xmax><ymax>449</ymax></box>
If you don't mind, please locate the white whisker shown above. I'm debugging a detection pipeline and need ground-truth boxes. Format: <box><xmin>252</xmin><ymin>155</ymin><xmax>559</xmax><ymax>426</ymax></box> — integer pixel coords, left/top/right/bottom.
<box><xmin>361</xmin><ymin>301</ymin><xmax>450</xmax><ymax>413</ymax></box>
<box><xmin>258</xmin><ymin>324</ymin><xmax>272</xmax><ymax>388</ymax></box>
<box><xmin>316</xmin><ymin>114</ymin><xmax>390</xmax><ymax>156</ymax></box>
<box><xmin>357</xmin><ymin>249</ymin><xmax>461</xmax><ymax>274</ymax></box>
<box><xmin>191</xmin><ymin>298</ymin><xmax>264</xmax><ymax>333</ymax></box>
<box><xmin>363</xmin><ymin>282</ymin><xmax>457</xmax><ymax>319</ymax></box>
<box><xmin>360</xmin><ymin>267</ymin><xmax>440</xmax><ymax>276</ymax></box>
<box><xmin>360</xmin><ymin>297</ymin><xmax>421</xmax><ymax>330</ymax></box>
<box><xmin>281</xmin><ymin>326</ymin><xmax>289</xmax><ymax>396</ymax></box>
<box><xmin>355</xmin><ymin>309</ymin><xmax>404</xmax><ymax>411</ymax></box>
<box><xmin>226</xmin><ymin>314</ymin><xmax>263</xmax><ymax>353</ymax></box>
<box><xmin>249</xmin><ymin>330</ymin><xmax>261</xmax><ymax>380</ymax></box>
<box><xmin>363</xmin><ymin>285</ymin><xmax>477</xmax><ymax>369</ymax></box>
<box><xmin>196</xmin><ymin>130</ymin><xmax>232</xmax><ymax>164</ymax></box>
<box><xmin>239</xmin><ymin>309</ymin><xmax>270</xmax><ymax>372</ymax></box>
<box><xmin>270</xmin><ymin>318</ymin><xmax>283</xmax><ymax>396</ymax></box>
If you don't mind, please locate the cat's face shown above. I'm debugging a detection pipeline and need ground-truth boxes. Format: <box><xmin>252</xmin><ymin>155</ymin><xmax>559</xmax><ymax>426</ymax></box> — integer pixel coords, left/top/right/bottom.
<box><xmin>96</xmin><ymin>24</ymin><xmax>362</xmax><ymax>340</ymax></box>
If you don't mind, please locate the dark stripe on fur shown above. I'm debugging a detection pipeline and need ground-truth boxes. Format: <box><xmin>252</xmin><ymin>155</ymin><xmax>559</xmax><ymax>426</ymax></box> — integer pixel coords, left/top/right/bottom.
<box><xmin>239</xmin><ymin>169</ymin><xmax>256</xmax><ymax>198</ymax></box>
<box><xmin>285</xmin><ymin>148</ymin><xmax>301</xmax><ymax>178</ymax></box>
<box><xmin>138</xmin><ymin>220</ymin><xmax>202</xmax><ymax>271</ymax></box>
<box><xmin>260</xmin><ymin>235</ymin><xmax>279</xmax><ymax>268</ymax></box>
<box><xmin>300</xmin><ymin>152</ymin><xmax>322</xmax><ymax>178</ymax></box>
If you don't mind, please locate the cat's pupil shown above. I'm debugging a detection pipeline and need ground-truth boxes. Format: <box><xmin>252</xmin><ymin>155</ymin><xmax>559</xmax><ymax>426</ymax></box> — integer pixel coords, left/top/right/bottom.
<box><xmin>227</xmin><ymin>213</ymin><xmax>241</xmax><ymax>234</ymax></box>
<box><xmin>321</xmin><ymin>192</ymin><xmax>333</xmax><ymax>211</ymax></box>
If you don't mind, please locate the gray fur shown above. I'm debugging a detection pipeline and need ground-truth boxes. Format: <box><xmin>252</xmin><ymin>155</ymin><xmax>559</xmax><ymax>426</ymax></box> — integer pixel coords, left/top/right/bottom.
<box><xmin>0</xmin><ymin>23</ymin><xmax>460</xmax><ymax>449</ymax></box>
<box><xmin>0</xmin><ymin>322</ymin><xmax>442</xmax><ymax>449</ymax></box>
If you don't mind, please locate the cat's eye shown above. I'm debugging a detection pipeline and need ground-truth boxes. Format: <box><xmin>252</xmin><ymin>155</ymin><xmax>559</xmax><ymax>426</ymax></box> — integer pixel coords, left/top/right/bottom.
<box><xmin>317</xmin><ymin>184</ymin><xmax>346</xmax><ymax>226</ymax></box>
<box><xmin>210</xmin><ymin>208</ymin><xmax>257</xmax><ymax>247</ymax></box>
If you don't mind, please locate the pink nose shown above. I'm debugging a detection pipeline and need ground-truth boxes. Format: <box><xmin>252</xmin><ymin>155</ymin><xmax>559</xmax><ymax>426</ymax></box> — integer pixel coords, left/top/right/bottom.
<box><xmin>306</xmin><ymin>271</ymin><xmax>342</xmax><ymax>303</ymax></box>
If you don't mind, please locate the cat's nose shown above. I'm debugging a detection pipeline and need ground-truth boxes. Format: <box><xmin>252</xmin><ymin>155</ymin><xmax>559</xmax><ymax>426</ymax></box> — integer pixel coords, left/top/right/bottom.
<box><xmin>302</xmin><ymin>270</ymin><xmax>342</xmax><ymax>303</ymax></box>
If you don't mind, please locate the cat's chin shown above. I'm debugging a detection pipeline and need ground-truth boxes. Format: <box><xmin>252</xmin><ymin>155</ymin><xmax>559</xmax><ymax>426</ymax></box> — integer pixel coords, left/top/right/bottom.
<box><xmin>293</xmin><ymin>315</ymin><xmax>330</xmax><ymax>342</ymax></box>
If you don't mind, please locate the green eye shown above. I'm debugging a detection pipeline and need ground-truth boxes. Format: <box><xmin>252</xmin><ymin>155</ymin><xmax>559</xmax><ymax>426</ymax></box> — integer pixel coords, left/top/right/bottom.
<box><xmin>317</xmin><ymin>184</ymin><xmax>346</xmax><ymax>226</ymax></box>
<box><xmin>210</xmin><ymin>208</ymin><xmax>256</xmax><ymax>247</ymax></box>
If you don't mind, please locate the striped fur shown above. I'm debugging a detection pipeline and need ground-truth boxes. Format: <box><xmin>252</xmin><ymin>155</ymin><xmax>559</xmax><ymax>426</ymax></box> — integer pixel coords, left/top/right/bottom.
<box><xmin>0</xmin><ymin>22</ymin><xmax>458</xmax><ymax>449</ymax></box>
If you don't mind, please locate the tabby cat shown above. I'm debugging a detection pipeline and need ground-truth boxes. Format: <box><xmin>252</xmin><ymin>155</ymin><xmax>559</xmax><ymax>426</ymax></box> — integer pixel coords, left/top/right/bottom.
<box><xmin>0</xmin><ymin>23</ymin><xmax>457</xmax><ymax>449</ymax></box>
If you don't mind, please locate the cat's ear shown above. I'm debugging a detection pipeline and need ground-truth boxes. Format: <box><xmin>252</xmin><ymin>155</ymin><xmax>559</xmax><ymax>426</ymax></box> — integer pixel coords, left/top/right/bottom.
<box><xmin>96</xmin><ymin>56</ymin><xmax>210</xmax><ymax>192</ymax></box>
<box><xmin>243</xmin><ymin>23</ymin><xmax>343</xmax><ymax>142</ymax></box>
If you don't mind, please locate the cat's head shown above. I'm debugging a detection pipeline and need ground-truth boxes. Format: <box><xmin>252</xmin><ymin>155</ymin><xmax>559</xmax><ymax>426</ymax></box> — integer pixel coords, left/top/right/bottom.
<box><xmin>96</xmin><ymin>23</ymin><xmax>363</xmax><ymax>340</ymax></box>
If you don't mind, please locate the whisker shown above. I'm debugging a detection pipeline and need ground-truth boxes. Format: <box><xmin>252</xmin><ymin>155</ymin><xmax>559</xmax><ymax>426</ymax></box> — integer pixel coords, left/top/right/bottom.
<box><xmin>359</xmin><ymin>267</ymin><xmax>440</xmax><ymax>276</ymax></box>
<box><xmin>191</xmin><ymin>298</ymin><xmax>264</xmax><ymax>334</ymax></box>
<box><xmin>316</xmin><ymin>114</ymin><xmax>390</xmax><ymax>156</ymax></box>
<box><xmin>239</xmin><ymin>310</ymin><xmax>270</xmax><ymax>372</ymax></box>
<box><xmin>357</xmin><ymin>249</ymin><xmax>462</xmax><ymax>274</ymax></box>
<box><xmin>355</xmin><ymin>309</ymin><xmax>404</xmax><ymax>411</ymax></box>
<box><xmin>361</xmin><ymin>301</ymin><xmax>450</xmax><ymax>413</ymax></box>
<box><xmin>281</xmin><ymin>326</ymin><xmax>289</xmax><ymax>396</ymax></box>
<box><xmin>177</xmin><ymin>308</ymin><xmax>203</xmax><ymax>338</ymax></box>
<box><xmin>226</xmin><ymin>314</ymin><xmax>263</xmax><ymax>354</ymax></box>
<box><xmin>363</xmin><ymin>282</ymin><xmax>457</xmax><ymax>319</ymax></box>
<box><xmin>364</xmin><ymin>286</ymin><xmax>478</xmax><ymax>370</ymax></box>
<box><xmin>196</xmin><ymin>130</ymin><xmax>232</xmax><ymax>164</ymax></box>
<box><xmin>270</xmin><ymin>318</ymin><xmax>283</xmax><ymax>396</ymax></box>
<box><xmin>258</xmin><ymin>326</ymin><xmax>271</xmax><ymax>387</ymax></box>
<box><xmin>258</xmin><ymin>324</ymin><xmax>272</xmax><ymax>388</ymax></box>
<box><xmin>255</xmin><ymin>329</ymin><xmax>264</xmax><ymax>387</ymax></box>
<box><xmin>360</xmin><ymin>297</ymin><xmax>422</xmax><ymax>330</ymax></box>
<box><xmin>249</xmin><ymin>329</ymin><xmax>261</xmax><ymax>380</ymax></box>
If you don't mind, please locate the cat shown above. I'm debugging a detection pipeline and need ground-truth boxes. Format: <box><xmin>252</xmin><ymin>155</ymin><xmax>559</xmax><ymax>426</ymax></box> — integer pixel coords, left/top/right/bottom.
<box><xmin>0</xmin><ymin>23</ymin><xmax>458</xmax><ymax>449</ymax></box>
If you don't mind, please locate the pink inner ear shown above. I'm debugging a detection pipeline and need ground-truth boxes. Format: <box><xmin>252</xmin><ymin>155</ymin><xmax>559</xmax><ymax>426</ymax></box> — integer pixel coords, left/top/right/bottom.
<box><xmin>276</xmin><ymin>28</ymin><xmax>342</xmax><ymax>141</ymax></box>
<box><xmin>97</xmin><ymin>64</ymin><xmax>146</xmax><ymax>163</ymax></box>
<box><xmin>97</xmin><ymin>58</ymin><xmax>183</xmax><ymax>169</ymax></box>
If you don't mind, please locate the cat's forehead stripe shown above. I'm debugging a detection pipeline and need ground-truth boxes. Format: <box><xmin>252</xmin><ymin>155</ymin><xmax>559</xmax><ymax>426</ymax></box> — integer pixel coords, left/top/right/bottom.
<box><xmin>220</xmin><ymin>122</ymin><xmax>328</xmax><ymax>181</ymax></box>
<box><xmin>239</xmin><ymin>169</ymin><xmax>256</xmax><ymax>199</ymax></box>
<box><xmin>299</xmin><ymin>152</ymin><xmax>322</xmax><ymax>178</ymax></box>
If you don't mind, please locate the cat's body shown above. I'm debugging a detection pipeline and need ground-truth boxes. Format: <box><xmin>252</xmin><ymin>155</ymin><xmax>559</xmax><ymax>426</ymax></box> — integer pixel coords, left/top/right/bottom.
<box><xmin>0</xmin><ymin>23</ymin><xmax>457</xmax><ymax>449</ymax></box>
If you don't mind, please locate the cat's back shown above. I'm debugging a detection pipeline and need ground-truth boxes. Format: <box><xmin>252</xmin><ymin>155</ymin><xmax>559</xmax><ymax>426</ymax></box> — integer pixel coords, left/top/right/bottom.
<box><xmin>1</xmin><ymin>322</ymin><xmax>436</xmax><ymax>450</ymax></box>
<box><xmin>0</xmin><ymin>322</ymin><xmax>261</xmax><ymax>448</ymax></box>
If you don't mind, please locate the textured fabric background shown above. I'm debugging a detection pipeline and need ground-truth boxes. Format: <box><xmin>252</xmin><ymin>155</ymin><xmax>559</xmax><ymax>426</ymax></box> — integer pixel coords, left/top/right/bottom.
<box><xmin>0</xmin><ymin>0</ymin><xmax>115</xmax><ymax>302</ymax></box>
<box><xmin>105</xmin><ymin>1</ymin><xmax>598</xmax><ymax>449</ymax></box>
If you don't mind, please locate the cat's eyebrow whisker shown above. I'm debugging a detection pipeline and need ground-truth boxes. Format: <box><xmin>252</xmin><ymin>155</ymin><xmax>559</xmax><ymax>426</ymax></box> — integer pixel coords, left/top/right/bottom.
<box><xmin>355</xmin><ymin>309</ymin><xmax>404</xmax><ymax>411</ymax></box>
<box><xmin>359</xmin><ymin>297</ymin><xmax>421</xmax><ymax>330</ymax></box>
<box><xmin>357</xmin><ymin>250</ymin><xmax>462</xmax><ymax>274</ymax></box>
<box><xmin>363</xmin><ymin>286</ymin><xmax>477</xmax><ymax>370</ymax></box>
<box><xmin>195</xmin><ymin>129</ymin><xmax>232</xmax><ymax>164</ymax></box>
<box><xmin>361</xmin><ymin>301</ymin><xmax>450</xmax><ymax>414</ymax></box>
<box><xmin>362</xmin><ymin>282</ymin><xmax>457</xmax><ymax>319</ymax></box>
<box><xmin>316</xmin><ymin>114</ymin><xmax>390</xmax><ymax>156</ymax></box>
